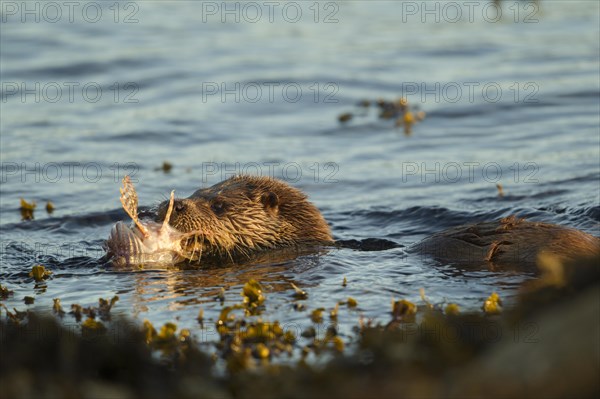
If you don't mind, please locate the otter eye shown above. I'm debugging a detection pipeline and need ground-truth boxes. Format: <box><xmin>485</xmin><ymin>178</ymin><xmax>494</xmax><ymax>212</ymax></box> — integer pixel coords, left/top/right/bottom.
<box><xmin>174</xmin><ymin>201</ymin><xmax>185</xmax><ymax>212</ymax></box>
<box><xmin>211</xmin><ymin>201</ymin><xmax>226</xmax><ymax>215</ymax></box>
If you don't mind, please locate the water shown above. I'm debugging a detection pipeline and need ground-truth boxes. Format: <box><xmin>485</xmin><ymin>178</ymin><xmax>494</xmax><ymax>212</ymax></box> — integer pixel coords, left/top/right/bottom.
<box><xmin>1</xmin><ymin>1</ymin><xmax>599</xmax><ymax>349</ymax></box>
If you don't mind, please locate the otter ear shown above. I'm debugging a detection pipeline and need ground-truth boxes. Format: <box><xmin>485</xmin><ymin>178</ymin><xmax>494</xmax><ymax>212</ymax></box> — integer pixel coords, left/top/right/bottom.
<box><xmin>261</xmin><ymin>192</ymin><xmax>279</xmax><ymax>212</ymax></box>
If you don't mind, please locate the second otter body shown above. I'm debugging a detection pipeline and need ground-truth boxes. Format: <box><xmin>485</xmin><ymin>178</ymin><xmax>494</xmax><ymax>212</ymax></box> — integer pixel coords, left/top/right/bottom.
<box><xmin>413</xmin><ymin>216</ymin><xmax>600</xmax><ymax>272</ymax></box>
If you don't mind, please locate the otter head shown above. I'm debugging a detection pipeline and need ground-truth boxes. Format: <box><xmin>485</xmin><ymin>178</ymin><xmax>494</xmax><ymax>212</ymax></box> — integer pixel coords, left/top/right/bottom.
<box><xmin>154</xmin><ymin>175</ymin><xmax>333</xmax><ymax>262</ymax></box>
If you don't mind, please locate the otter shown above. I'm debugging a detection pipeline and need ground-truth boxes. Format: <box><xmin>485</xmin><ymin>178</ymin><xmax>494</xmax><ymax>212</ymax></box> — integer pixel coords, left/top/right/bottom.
<box><xmin>153</xmin><ymin>175</ymin><xmax>333</xmax><ymax>262</ymax></box>
<box><xmin>105</xmin><ymin>175</ymin><xmax>599</xmax><ymax>271</ymax></box>
<box><xmin>413</xmin><ymin>215</ymin><xmax>600</xmax><ymax>272</ymax></box>
<box><xmin>105</xmin><ymin>175</ymin><xmax>333</xmax><ymax>267</ymax></box>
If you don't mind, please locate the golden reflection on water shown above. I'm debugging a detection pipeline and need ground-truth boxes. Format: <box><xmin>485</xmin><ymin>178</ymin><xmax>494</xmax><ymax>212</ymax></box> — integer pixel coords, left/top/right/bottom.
<box><xmin>129</xmin><ymin>248</ymin><xmax>330</xmax><ymax>315</ymax></box>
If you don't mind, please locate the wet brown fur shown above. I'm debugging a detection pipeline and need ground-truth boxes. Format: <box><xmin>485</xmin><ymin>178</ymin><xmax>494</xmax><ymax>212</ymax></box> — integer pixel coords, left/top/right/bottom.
<box><xmin>414</xmin><ymin>215</ymin><xmax>600</xmax><ymax>271</ymax></box>
<box><xmin>155</xmin><ymin>175</ymin><xmax>333</xmax><ymax>263</ymax></box>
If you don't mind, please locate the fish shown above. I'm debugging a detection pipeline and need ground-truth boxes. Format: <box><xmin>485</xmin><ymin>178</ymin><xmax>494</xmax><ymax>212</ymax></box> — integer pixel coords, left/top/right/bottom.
<box><xmin>104</xmin><ymin>176</ymin><xmax>200</xmax><ymax>267</ymax></box>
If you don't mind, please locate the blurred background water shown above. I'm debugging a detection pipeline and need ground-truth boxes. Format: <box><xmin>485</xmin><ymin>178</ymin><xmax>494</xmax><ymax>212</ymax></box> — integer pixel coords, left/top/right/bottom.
<box><xmin>1</xmin><ymin>1</ymin><xmax>599</xmax><ymax>348</ymax></box>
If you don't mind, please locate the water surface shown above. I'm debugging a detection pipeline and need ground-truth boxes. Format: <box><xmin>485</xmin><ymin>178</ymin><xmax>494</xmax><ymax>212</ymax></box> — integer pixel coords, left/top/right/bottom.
<box><xmin>1</xmin><ymin>1</ymin><xmax>599</xmax><ymax>350</ymax></box>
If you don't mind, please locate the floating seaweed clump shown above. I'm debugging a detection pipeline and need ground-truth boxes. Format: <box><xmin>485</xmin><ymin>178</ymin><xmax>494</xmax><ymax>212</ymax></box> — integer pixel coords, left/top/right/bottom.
<box><xmin>444</xmin><ymin>303</ymin><xmax>460</xmax><ymax>315</ymax></box>
<box><xmin>329</xmin><ymin>303</ymin><xmax>339</xmax><ymax>321</ymax></box>
<box><xmin>483</xmin><ymin>292</ymin><xmax>502</xmax><ymax>314</ymax></box>
<box><xmin>344</xmin><ymin>297</ymin><xmax>358</xmax><ymax>308</ymax></box>
<box><xmin>391</xmin><ymin>299</ymin><xmax>417</xmax><ymax>321</ymax></box>
<box><xmin>81</xmin><ymin>317</ymin><xmax>107</xmax><ymax>334</ymax></box>
<box><xmin>142</xmin><ymin>320</ymin><xmax>196</xmax><ymax>363</ymax></box>
<box><xmin>241</xmin><ymin>279</ymin><xmax>265</xmax><ymax>313</ymax></box>
<box><xmin>290</xmin><ymin>282</ymin><xmax>308</xmax><ymax>299</ymax></box>
<box><xmin>155</xmin><ymin>161</ymin><xmax>173</xmax><ymax>173</ymax></box>
<box><xmin>68</xmin><ymin>296</ymin><xmax>120</xmax><ymax>322</ymax></box>
<box><xmin>310</xmin><ymin>308</ymin><xmax>324</xmax><ymax>323</ymax></box>
<box><xmin>211</xmin><ymin>281</ymin><xmax>301</xmax><ymax>373</ymax></box>
<box><xmin>29</xmin><ymin>265</ymin><xmax>52</xmax><ymax>281</ymax></box>
<box><xmin>19</xmin><ymin>198</ymin><xmax>36</xmax><ymax>220</ymax></box>
<box><xmin>53</xmin><ymin>298</ymin><xmax>65</xmax><ymax>317</ymax></box>
<box><xmin>98</xmin><ymin>296</ymin><xmax>120</xmax><ymax>320</ymax></box>
<box><xmin>338</xmin><ymin>97</ymin><xmax>426</xmax><ymax>134</ymax></box>
<box><xmin>0</xmin><ymin>304</ymin><xmax>27</xmax><ymax>324</ymax></box>
<box><xmin>0</xmin><ymin>284</ymin><xmax>13</xmax><ymax>299</ymax></box>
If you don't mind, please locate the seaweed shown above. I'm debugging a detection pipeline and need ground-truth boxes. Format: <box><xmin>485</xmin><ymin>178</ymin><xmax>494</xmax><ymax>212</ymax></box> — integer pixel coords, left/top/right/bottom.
<box><xmin>290</xmin><ymin>282</ymin><xmax>308</xmax><ymax>299</ymax></box>
<box><xmin>337</xmin><ymin>112</ymin><xmax>353</xmax><ymax>123</ymax></box>
<box><xmin>1</xmin><ymin>255</ymin><xmax>598</xmax><ymax>399</ymax></box>
<box><xmin>482</xmin><ymin>292</ymin><xmax>502</xmax><ymax>315</ymax></box>
<box><xmin>19</xmin><ymin>198</ymin><xmax>36</xmax><ymax>220</ymax></box>
<box><xmin>338</xmin><ymin>97</ymin><xmax>426</xmax><ymax>135</ymax></box>
<box><xmin>29</xmin><ymin>265</ymin><xmax>52</xmax><ymax>281</ymax></box>
<box><xmin>52</xmin><ymin>298</ymin><xmax>65</xmax><ymax>317</ymax></box>
<box><xmin>310</xmin><ymin>308</ymin><xmax>325</xmax><ymax>323</ymax></box>
<box><xmin>155</xmin><ymin>161</ymin><xmax>173</xmax><ymax>173</ymax></box>
<box><xmin>0</xmin><ymin>284</ymin><xmax>13</xmax><ymax>300</ymax></box>
<box><xmin>345</xmin><ymin>297</ymin><xmax>358</xmax><ymax>308</ymax></box>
